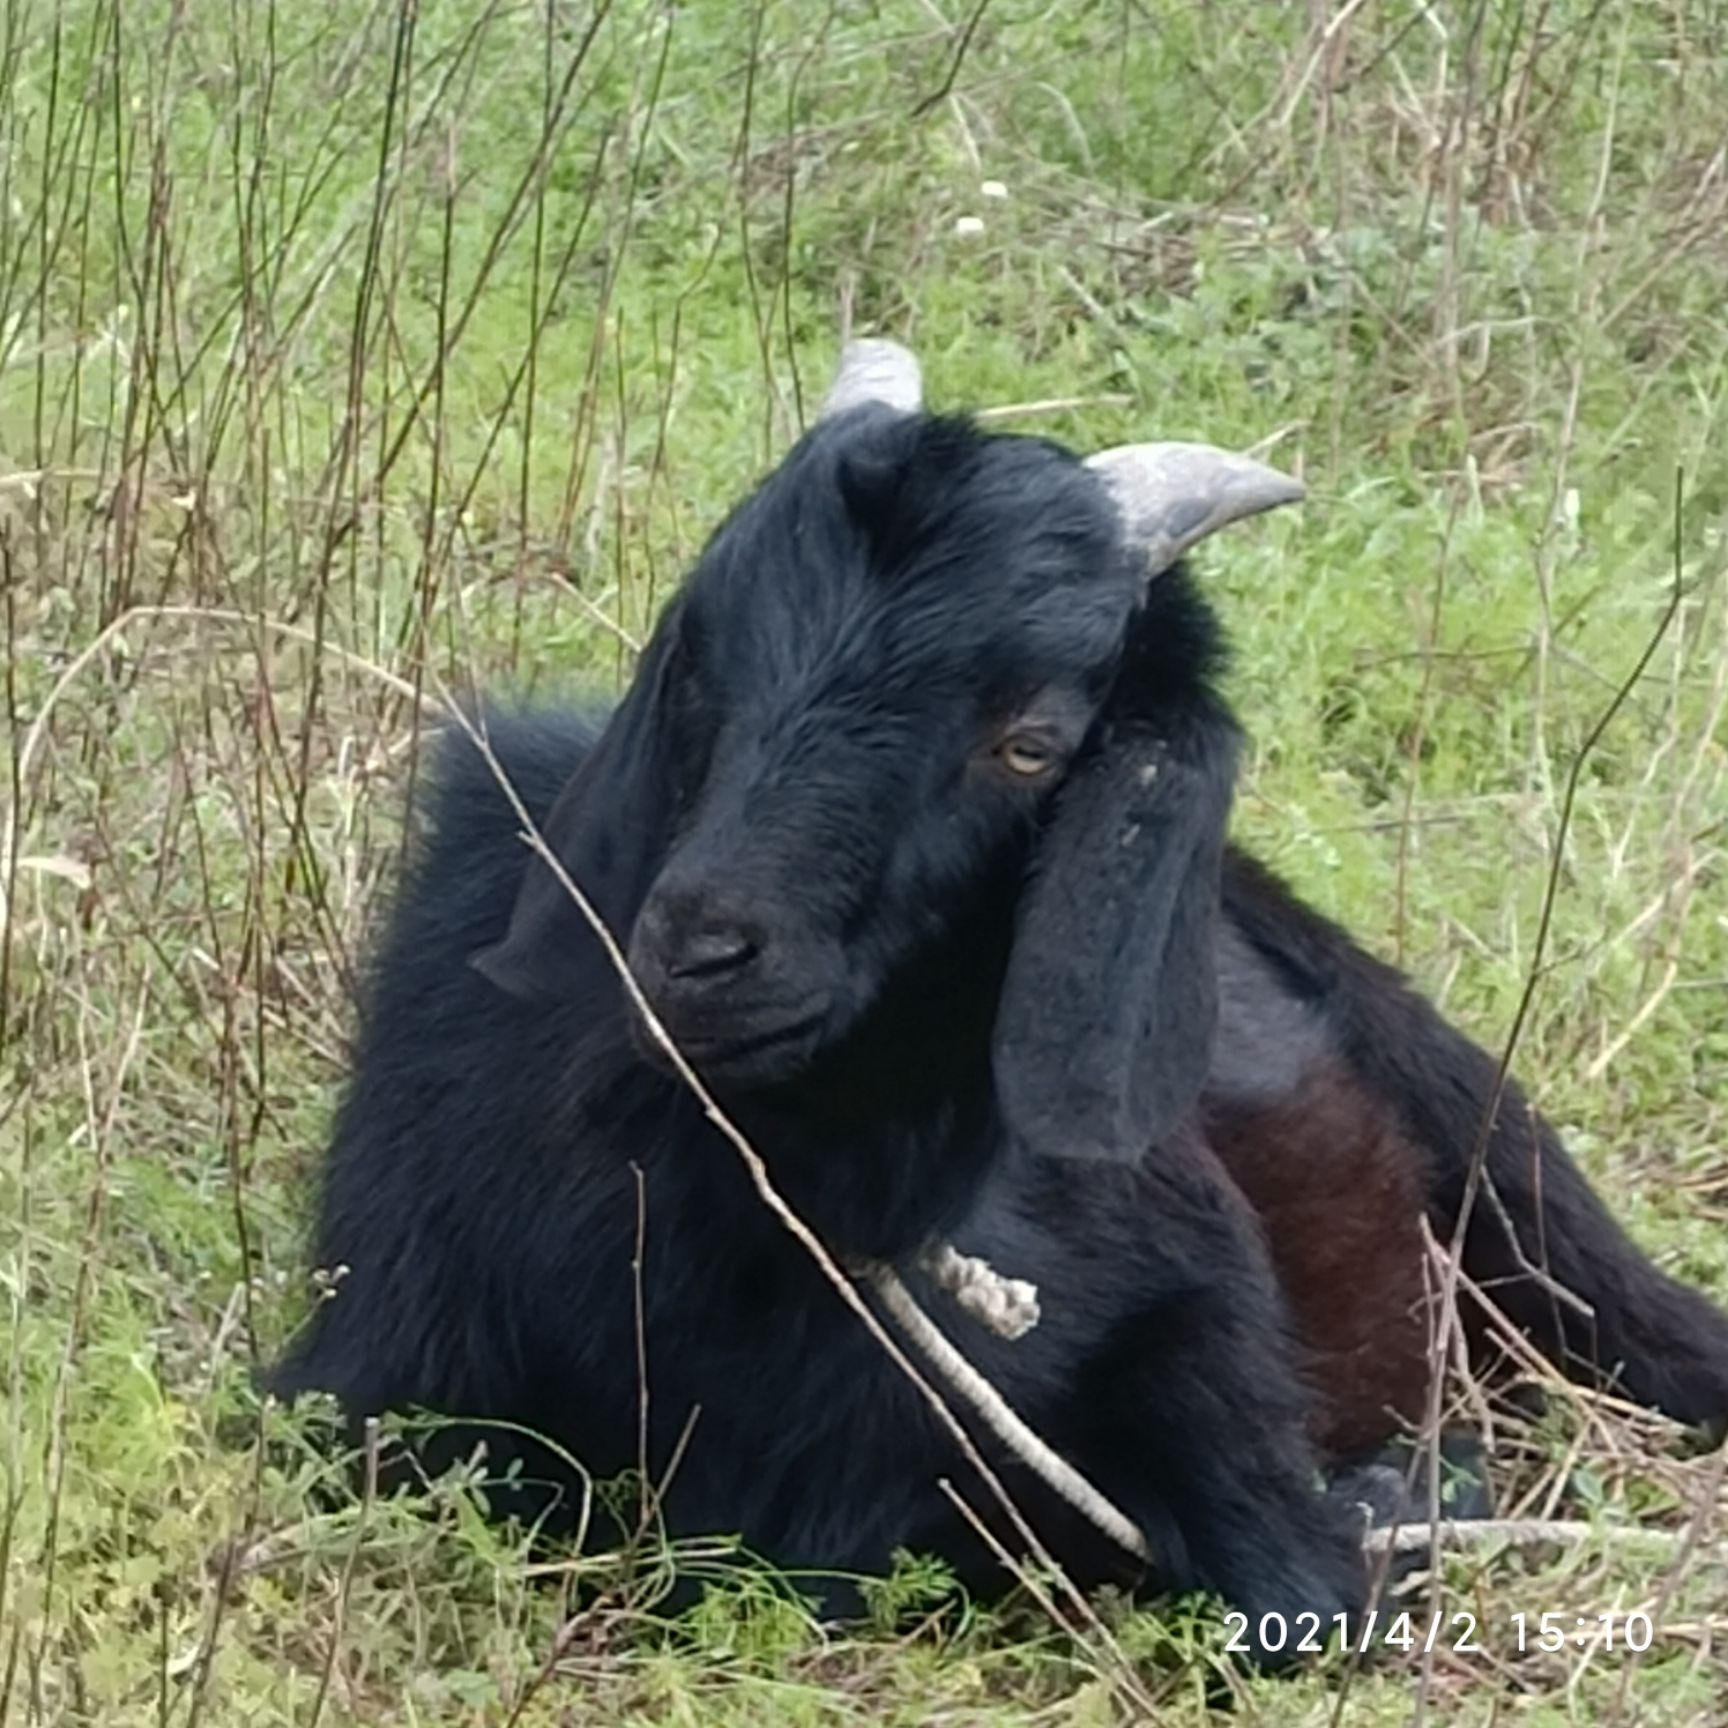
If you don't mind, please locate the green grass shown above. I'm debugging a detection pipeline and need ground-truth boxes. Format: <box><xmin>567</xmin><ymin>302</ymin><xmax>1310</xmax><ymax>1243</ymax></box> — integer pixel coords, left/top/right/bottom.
<box><xmin>4</xmin><ymin>0</ymin><xmax>1728</xmax><ymax>1721</ymax></box>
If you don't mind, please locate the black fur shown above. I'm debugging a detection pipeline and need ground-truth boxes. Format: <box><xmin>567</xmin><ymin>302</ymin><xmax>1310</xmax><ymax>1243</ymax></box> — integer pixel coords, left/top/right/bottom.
<box><xmin>276</xmin><ymin>408</ymin><xmax>1728</xmax><ymax>1664</ymax></box>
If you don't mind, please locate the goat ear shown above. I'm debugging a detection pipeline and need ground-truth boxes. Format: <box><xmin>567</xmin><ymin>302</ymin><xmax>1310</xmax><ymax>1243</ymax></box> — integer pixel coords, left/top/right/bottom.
<box><xmin>992</xmin><ymin>677</ymin><xmax>1239</xmax><ymax>1164</ymax></box>
<box><xmin>469</xmin><ymin>634</ymin><xmax>681</xmax><ymax>1002</ymax></box>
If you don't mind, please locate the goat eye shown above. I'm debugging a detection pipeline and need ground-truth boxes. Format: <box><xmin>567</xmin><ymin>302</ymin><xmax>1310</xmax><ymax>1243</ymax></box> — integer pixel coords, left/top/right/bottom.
<box><xmin>995</xmin><ymin>735</ymin><xmax>1059</xmax><ymax>778</ymax></box>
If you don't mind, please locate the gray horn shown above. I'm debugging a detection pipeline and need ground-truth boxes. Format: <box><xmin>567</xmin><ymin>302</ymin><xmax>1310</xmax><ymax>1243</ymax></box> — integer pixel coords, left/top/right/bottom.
<box><xmin>819</xmin><ymin>338</ymin><xmax>923</xmax><ymax>420</ymax></box>
<box><xmin>1085</xmin><ymin>442</ymin><xmax>1304</xmax><ymax>581</ymax></box>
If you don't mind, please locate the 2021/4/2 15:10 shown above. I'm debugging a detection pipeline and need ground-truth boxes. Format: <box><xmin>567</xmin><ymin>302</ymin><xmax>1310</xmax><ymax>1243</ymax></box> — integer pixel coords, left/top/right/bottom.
<box><xmin>1222</xmin><ymin>1609</ymin><xmax>1657</xmax><ymax>1657</ymax></box>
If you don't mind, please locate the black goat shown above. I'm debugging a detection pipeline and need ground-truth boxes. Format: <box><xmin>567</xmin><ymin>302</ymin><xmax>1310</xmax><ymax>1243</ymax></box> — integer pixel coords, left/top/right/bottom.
<box><xmin>276</xmin><ymin>343</ymin><xmax>1728</xmax><ymax>1657</ymax></box>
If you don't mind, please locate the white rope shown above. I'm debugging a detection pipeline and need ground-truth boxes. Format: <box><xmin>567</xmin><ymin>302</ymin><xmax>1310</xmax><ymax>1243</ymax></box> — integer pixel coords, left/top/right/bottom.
<box><xmin>866</xmin><ymin>1262</ymin><xmax>1150</xmax><ymax>1562</ymax></box>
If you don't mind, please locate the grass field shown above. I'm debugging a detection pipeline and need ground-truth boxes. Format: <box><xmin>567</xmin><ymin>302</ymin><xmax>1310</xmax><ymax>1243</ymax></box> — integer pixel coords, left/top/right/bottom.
<box><xmin>4</xmin><ymin>0</ymin><xmax>1728</xmax><ymax>1721</ymax></box>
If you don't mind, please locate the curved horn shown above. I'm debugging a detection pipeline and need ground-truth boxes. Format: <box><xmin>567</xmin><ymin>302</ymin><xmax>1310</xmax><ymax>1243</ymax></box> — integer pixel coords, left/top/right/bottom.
<box><xmin>1085</xmin><ymin>443</ymin><xmax>1304</xmax><ymax>581</ymax></box>
<box><xmin>819</xmin><ymin>338</ymin><xmax>923</xmax><ymax>421</ymax></box>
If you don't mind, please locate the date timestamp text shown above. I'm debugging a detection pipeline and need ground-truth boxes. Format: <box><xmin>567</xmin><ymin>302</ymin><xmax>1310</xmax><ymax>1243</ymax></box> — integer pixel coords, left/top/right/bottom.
<box><xmin>1221</xmin><ymin>1608</ymin><xmax>1656</xmax><ymax>1658</ymax></box>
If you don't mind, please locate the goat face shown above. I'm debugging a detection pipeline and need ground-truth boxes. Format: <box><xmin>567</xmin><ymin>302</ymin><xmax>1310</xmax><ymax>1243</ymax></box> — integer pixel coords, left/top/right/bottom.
<box><xmin>624</xmin><ymin>411</ymin><xmax>1143</xmax><ymax>1085</ymax></box>
<box><xmin>474</xmin><ymin>345</ymin><xmax>1298</xmax><ymax>1157</ymax></box>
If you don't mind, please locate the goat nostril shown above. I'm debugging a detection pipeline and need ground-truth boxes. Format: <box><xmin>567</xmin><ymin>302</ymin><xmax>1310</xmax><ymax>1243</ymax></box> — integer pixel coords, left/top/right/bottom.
<box><xmin>666</xmin><ymin>926</ymin><xmax>760</xmax><ymax>981</ymax></box>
